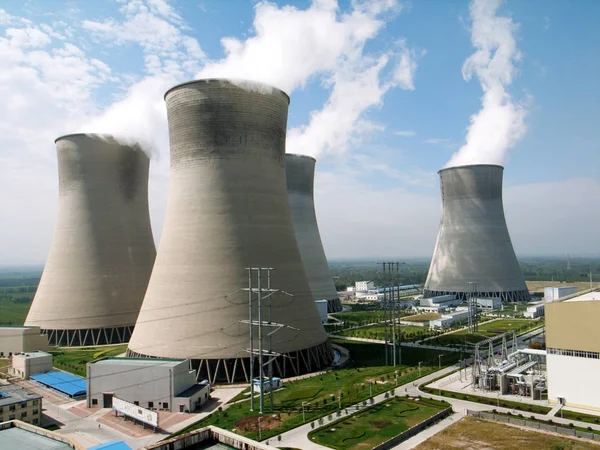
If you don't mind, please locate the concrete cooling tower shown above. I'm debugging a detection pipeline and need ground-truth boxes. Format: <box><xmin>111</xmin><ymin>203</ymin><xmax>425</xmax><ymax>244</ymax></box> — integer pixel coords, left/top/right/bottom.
<box><xmin>286</xmin><ymin>154</ymin><xmax>341</xmax><ymax>313</ymax></box>
<box><xmin>25</xmin><ymin>134</ymin><xmax>156</xmax><ymax>346</ymax></box>
<box><xmin>127</xmin><ymin>79</ymin><xmax>332</xmax><ymax>383</ymax></box>
<box><xmin>424</xmin><ymin>164</ymin><xmax>530</xmax><ymax>302</ymax></box>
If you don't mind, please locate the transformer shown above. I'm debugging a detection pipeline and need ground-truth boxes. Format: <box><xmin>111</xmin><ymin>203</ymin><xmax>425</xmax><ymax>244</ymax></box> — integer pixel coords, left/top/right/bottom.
<box><xmin>424</xmin><ymin>164</ymin><xmax>529</xmax><ymax>302</ymax></box>
<box><xmin>127</xmin><ymin>79</ymin><xmax>332</xmax><ymax>383</ymax></box>
<box><xmin>25</xmin><ymin>134</ymin><xmax>156</xmax><ymax>346</ymax></box>
<box><xmin>286</xmin><ymin>154</ymin><xmax>341</xmax><ymax>313</ymax></box>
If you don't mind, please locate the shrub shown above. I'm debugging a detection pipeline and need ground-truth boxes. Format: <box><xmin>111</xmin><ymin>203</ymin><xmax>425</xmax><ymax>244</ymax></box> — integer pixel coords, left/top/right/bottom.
<box><xmin>588</xmin><ymin>427</ymin><xmax>593</xmax><ymax>431</ymax></box>
<box><xmin>530</xmin><ymin>415</ymin><xmax>536</xmax><ymax>420</ymax></box>
<box><xmin>311</xmin><ymin>422</ymin><xmax>315</xmax><ymax>429</ymax></box>
<box><xmin>569</xmin><ymin>423</ymin><xmax>574</xmax><ymax>428</ymax></box>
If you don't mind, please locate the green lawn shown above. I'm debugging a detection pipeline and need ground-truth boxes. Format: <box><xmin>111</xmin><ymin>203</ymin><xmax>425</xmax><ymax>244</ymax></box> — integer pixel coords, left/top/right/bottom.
<box><xmin>174</xmin><ymin>341</ymin><xmax>459</xmax><ymax>441</ymax></box>
<box><xmin>330</xmin><ymin>311</ymin><xmax>386</xmax><ymax>327</ymax></box>
<box><xmin>426</xmin><ymin>319</ymin><xmax>540</xmax><ymax>347</ymax></box>
<box><xmin>402</xmin><ymin>313</ymin><xmax>441</xmax><ymax>323</ymax></box>
<box><xmin>50</xmin><ymin>345</ymin><xmax>128</xmax><ymax>377</ymax></box>
<box><xmin>309</xmin><ymin>397</ymin><xmax>450</xmax><ymax>450</ymax></box>
<box><xmin>337</xmin><ymin>324</ymin><xmax>428</xmax><ymax>341</ymax></box>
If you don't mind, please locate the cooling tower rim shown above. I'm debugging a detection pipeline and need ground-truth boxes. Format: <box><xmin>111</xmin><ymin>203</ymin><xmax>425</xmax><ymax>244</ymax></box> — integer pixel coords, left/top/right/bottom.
<box><xmin>286</xmin><ymin>153</ymin><xmax>316</xmax><ymax>163</ymax></box>
<box><xmin>55</xmin><ymin>133</ymin><xmax>115</xmax><ymax>144</ymax></box>
<box><xmin>438</xmin><ymin>163</ymin><xmax>504</xmax><ymax>175</ymax></box>
<box><xmin>164</xmin><ymin>78</ymin><xmax>290</xmax><ymax>104</ymax></box>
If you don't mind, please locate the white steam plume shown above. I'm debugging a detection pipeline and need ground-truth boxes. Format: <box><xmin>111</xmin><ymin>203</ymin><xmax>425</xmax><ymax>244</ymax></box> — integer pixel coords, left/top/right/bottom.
<box><xmin>446</xmin><ymin>0</ymin><xmax>528</xmax><ymax>168</ymax></box>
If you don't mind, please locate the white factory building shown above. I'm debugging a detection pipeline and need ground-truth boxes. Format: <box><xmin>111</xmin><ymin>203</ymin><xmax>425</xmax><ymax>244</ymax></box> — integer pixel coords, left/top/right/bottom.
<box><xmin>87</xmin><ymin>358</ymin><xmax>210</xmax><ymax>413</ymax></box>
<box><xmin>0</xmin><ymin>326</ymin><xmax>48</xmax><ymax>357</ymax></box>
<box><xmin>524</xmin><ymin>302</ymin><xmax>545</xmax><ymax>319</ymax></box>
<box><xmin>476</xmin><ymin>297</ymin><xmax>501</xmax><ymax>310</ymax></box>
<box><xmin>546</xmin><ymin>288</ymin><xmax>600</xmax><ymax>411</ymax></box>
<box><xmin>315</xmin><ymin>300</ymin><xmax>328</xmax><ymax>323</ymax></box>
<box><xmin>355</xmin><ymin>281</ymin><xmax>375</xmax><ymax>292</ymax></box>
<box><xmin>544</xmin><ymin>286</ymin><xmax>577</xmax><ymax>302</ymax></box>
<box><xmin>9</xmin><ymin>351</ymin><xmax>53</xmax><ymax>380</ymax></box>
<box><xmin>418</xmin><ymin>294</ymin><xmax>461</xmax><ymax>312</ymax></box>
<box><xmin>429</xmin><ymin>310</ymin><xmax>470</xmax><ymax>329</ymax></box>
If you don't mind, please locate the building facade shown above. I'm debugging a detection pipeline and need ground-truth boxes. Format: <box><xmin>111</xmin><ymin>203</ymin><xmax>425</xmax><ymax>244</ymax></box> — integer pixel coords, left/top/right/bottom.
<box><xmin>546</xmin><ymin>289</ymin><xmax>600</xmax><ymax>411</ymax></box>
<box><xmin>544</xmin><ymin>286</ymin><xmax>578</xmax><ymax>302</ymax></box>
<box><xmin>0</xmin><ymin>383</ymin><xmax>43</xmax><ymax>426</ymax></box>
<box><xmin>9</xmin><ymin>351</ymin><xmax>53</xmax><ymax>379</ymax></box>
<box><xmin>355</xmin><ymin>281</ymin><xmax>374</xmax><ymax>292</ymax></box>
<box><xmin>315</xmin><ymin>300</ymin><xmax>328</xmax><ymax>323</ymax></box>
<box><xmin>87</xmin><ymin>358</ymin><xmax>210</xmax><ymax>413</ymax></box>
<box><xmin>0</xmin><ymin>327</ymin><xmax>48</xmax><ymax>357</ymax></box>
<box><xmin>477</xmin><ymin>297</ymin><xmax>501</xmax><ymax>310</ymax></box>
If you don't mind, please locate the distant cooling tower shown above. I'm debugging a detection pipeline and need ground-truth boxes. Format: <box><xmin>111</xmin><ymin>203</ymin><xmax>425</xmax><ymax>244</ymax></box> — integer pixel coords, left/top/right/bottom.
<box><xmin>424</xmin><ymin>164</ymin><xmax>529</xmax><ymax>302</ymax></box>
<box><xmin>127</xmin><ymin>79</ymin><xmax>332</xmax><ymax>383</ymax></box>
<box><xmin>25</xmin><ymin>134</ymin><xmax>156</xmax><ymax>346</ymax></box>
<box><xmin>286</xmin><ymin>154</ymin><xmax>342</xmax><ymax>313</ymax></box>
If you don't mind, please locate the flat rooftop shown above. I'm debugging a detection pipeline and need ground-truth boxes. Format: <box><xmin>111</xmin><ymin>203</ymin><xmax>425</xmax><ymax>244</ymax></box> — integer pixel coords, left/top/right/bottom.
<box><xmin>0</xmin><ymin>427</ymin><xmax>72</xmax><ymax>450</ymax></box>
<box><xmin>565</xmin><ymin>290</ymin><xmax>600</xmax><ymax>302</ymax></box>
<box><xmin>13</xmin><ymin>351</ymin><xmax>51</xmax><ymax>359</ymax></box>
<box><xmin>91</xmin><ymin>357</ymin><xmax>185</xmax><ymax>367</ymax></box>
<box><xmin>0</xmin><ymin>383</ymin><xmax>42</xmax><ymax>407</ymax></box>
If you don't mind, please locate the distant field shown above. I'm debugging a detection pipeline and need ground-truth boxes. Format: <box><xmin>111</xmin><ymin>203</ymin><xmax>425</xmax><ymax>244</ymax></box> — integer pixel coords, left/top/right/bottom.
<box><xmin>415</xmin><ymin>416</ymin><xmax>598</xmax><ymax>450</ymax></box>
<box><xmin>50</xmin><ymin>345</ymin><xmax>128</xmax><ymax>377</ymax></box>
<box><xmin>0</xmin><ymin>298</ymin><xmax>33</xmax><ymax>326</ymax></box>
<box><xmin>309</xmin><ymin>397</ymin><xmax>450</xmax><ymax>450</ymax></box>
<box><xmin>402</xmin><ymin>313</ymin><xmax>441</xmax><ymax>322</ymax></box>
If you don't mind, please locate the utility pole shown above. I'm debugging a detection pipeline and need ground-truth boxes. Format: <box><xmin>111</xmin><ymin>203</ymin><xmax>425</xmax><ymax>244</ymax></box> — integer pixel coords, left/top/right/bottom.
<box><xmin>379</xmin><ymin>261</ymin><xmax>402</xmax><ymax>366</ymax></box>
<box><xmin>467</xmin><ymin>281</ymin><xmax>479</xmax><ymax>333</ymax></box>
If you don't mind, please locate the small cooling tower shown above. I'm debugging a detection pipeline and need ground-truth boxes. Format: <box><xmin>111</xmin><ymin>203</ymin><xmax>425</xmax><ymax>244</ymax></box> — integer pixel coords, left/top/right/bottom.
<box><xmin>25</xmin><ymin>134</ymin><xmax>156</xmax><ymax>346</ymax></box>
<box><xmin>424</xmin><ymin>164</ymin><xmax>529</xmax><ymax>302</ymax></box>
<box><xmin>286</xmin><ymin>154</ymin><xmax>341</xmax><ymax>313</ymax></box>
<box><xmin>127</xmin><ymin>79</ymin><xmax>332</xmax><ymax>383</ymax></box>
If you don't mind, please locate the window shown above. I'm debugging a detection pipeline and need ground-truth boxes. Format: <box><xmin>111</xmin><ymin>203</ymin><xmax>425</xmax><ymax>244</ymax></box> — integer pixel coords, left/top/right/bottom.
<box><xmin>9</xmin><ymin>405</ymin><xmax>15</xmax><ymax>412</ymax></box>
<box><xmin>92</xmin><ymin>399</ymin><xmax>98</xmax><ymax>405</ymax></box>
<box><xmin>162</xmin><ymin>402</ymin><xmax>168</xmax><ymax>409</ymax></box>
<box><xmin>8</xmin><ymin>415</ymin><xmax>14</xmax><ymax>421</ymax></box>
<box><xmin>20</xmin><ymin>412</ymin><xmax>27</xmax><ymax>419</ymax></box>
<box><xmin>20</xmin><ymin>402</ymin><xmax>27</xmax><ymax>408</ymax></box>
<box><xmin>33</xmin><ymin>409</ymin><xmax>39</xmax><ymax>415</ymax></box>
<box><xmin>148</xmin><ymin>401</ymin><xmax>154</xmax><ymax>408</ymax></box>
<box><xmin>33</xmin><ymin>418</ymin><xmax>39</xmax><ymax>425</ymax></box>
<box><xmin>134</xmin><ymin>401</ymin><xmax>139</xmax><ymax>406</ymax></box>
<box><xmin>32</xmin><ymin>399</ymin><xmax>39</xmax><ymax>406</ymax></box>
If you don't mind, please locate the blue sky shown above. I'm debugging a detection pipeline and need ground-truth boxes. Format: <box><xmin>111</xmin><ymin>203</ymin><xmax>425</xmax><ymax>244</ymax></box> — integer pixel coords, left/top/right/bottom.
<box><xmin>0</xmin><ymin>0</ymin><xmax>598</xmax><ymax>264</ymax></box>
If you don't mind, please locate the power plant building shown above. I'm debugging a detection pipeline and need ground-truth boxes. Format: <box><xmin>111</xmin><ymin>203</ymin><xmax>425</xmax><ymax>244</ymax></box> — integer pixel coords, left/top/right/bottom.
<box><xmin>127</xmin><ymin>79</ymin><xmax>332</xmax><ymax>383</ymax></box>
<box><xmin>0</xmin><ymin>327</ymin><xmax>48</xmax><ymax>357</ymax></box>
<box><xmin>546</xmin><ymin>288</ymin><xmax>600</xmax><ymax>411</ymax></box>
<box><xmin>424</xmin><ymin>165</ymin><xmax>529</xmax><ymax>302</ymax></box>
<box><xmin>25</xmin><ymin>134</ymin><xmax>156</xmax><ymax>346</ymax></box>
<box><xmin>286</xmin><ymin>154</ymin><xmax>341</xmax><ymax>313</ymax></box>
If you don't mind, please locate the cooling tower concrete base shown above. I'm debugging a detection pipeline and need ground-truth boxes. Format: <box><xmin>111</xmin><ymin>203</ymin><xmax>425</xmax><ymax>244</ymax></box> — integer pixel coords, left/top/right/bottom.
<box><xmin>127</xmin><ymin>340</ymin><xmax>333</xmax><ymax>384</ymax></box>
<box><xmin>44</xmin><ymin>326</ymin><xmax>134</xmax><ymax>347</ymax></box>
<box><xmin>424</xmin><ymin>164</ymin><xmax>529</xmax><ymax>303</ymax></box>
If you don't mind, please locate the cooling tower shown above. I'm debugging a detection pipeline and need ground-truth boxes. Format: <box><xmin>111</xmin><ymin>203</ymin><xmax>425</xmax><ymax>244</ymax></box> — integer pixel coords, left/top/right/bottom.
<box><xmin>127</xmin><ymin>79</ymin><xmax>333</xmax><ymax>383</ymax></box>
<box><xmin>286</xmin><ymin>154</ymin><xmax>342</xmax><ymax>313</ymax></box>
<box><xmin>25</xmin><ymin>134</ymin><xmax>156</xmax><ymax>346</ymax></box>
<box><xmin>424</xmin><ymin>164</ymin><xmax>529</xmax><ymax>302</ymax></box>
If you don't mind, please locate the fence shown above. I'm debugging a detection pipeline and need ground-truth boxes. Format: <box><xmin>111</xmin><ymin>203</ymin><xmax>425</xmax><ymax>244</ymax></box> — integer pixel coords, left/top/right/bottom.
<box><xmin>465</xmin><ymin>410</ymin><xmax>600</xmax><ymax>442</ymax></box>
<box><xmin>371</xmin><ymin>407</ymin><xmax>453</xmax><ymax>450</ymax></box>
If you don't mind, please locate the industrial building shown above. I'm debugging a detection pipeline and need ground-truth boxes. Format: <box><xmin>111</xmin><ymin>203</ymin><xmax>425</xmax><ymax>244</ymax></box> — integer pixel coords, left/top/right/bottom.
<box><xmin>423</xmin><ymin>165</ymin><xmax>530</xmax><ymax>302</ymax></box>
<box><xmin>286</xmin><ymin>154</ymin><xmax>341</xmax><ymax>313</ymax></box>
<box><xmin>0</xmin><ymin>420</ymin><xmax>83</xmax><ymax>450</ymax></box>
<box><xmin>87</xmin><ymin>358</ymin><xmax>210</xmax><ymax>413</ymax></box>
<box><xmin>142</xmin><ymin>425</ymin><xmax>279</xmax><ymax>450</ymax></box>
<box><xmin>418</xmin><ymin>294</ymin><xmax>461</xmax><ymax>311</ymax></box>
<box><xmin>524</xmin><ymin>302</ymin><xmax>545</xmax><ymax>318</ymax></box>
<box><xmin>9</xmin><ymin>351</ymin><xmax>52</xmax><ymax>380</ymax></box>
<box><xmin>546</xmin><ymin>288</ymin><xmax>600</xmax><ymax>411</ymax></box>
<box><xmin>127</xmin><ymin>79</ymin><xmax>332</xmax><ymax>383</ymax></box>
<box><xmin>315</xmin><ymin>300</ymin><xmax>328</xmax><ymax>323</ymax></box>
<box><xmin>0</xmin><ymin>383</ymin><xmax>43</xmax><ymax>425</ymax></box>
<box><xmin>477</xmin><ymin>297</ymin><xmax>502</xmax><ymax>311</ymax></box>
<box><xmin>0</xmin><ymin>326</ymin><xmax>48</xmax><ymax>357</ymax></box>
<box><xmin>544</xmin><ymin>286</ymin><xmax>577</xmax><ymax>302</ymax></box>
<box><xmin>26</xmin><ymin>134</ymin><xmax>156</xmax><ymax>346</ymax></box>
<box><xmin>429</xmin><ymin>310</ymin><xmax>470</xmax><ymax>329</ymax></box>
<box><xmin>355</xmin><ymin>281</ymin><xmax>375</xmax><ymax>292</ymax></box>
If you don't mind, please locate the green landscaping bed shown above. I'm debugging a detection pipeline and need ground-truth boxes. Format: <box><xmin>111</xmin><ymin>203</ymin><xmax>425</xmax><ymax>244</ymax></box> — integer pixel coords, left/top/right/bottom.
<box><xmin>308</xmin><ymin>397</ymin><xmax>450</xmax><ymax>450</ymax></box>
<box><xmin>50</xmin><ymin>345</ymin><xmax>128</xmax><ymax>377</ymax></box>
<box><xmin>559</xmin><ymin>409</ymin><xmax>600</xmax><ymax>426</ymax></box>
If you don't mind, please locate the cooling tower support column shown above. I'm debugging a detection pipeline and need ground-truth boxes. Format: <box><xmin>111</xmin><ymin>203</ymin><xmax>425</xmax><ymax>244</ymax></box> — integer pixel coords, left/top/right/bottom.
<box><xmin>286</xmin><ymin>154</ymin><xmax>342</xmax><ymax>313</ymax></box>
<box><xmin>25</xmin><ymin>134</ymin><xmax>156</xmax><ymax>346</ymax></box>
<box><xmin>423</xmin><ymin>164</ymin><xmax>529</xmax><ymax>302</ymax></box>
<box><xmin>127</xmin><ymin>79</ymin><xmax>333</xmax><ymax>383</ymax></box>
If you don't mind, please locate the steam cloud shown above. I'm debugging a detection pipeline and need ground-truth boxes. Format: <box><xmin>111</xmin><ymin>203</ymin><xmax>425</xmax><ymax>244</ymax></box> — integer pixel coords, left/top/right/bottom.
<box><xmin>78</xmin><ymin>0</ymin><xmax>416</xmax><ymax>159</ymax></box>
<box><xmin>446</xmin><ymin>0</ymin><xmax>528</xmax><ymax>168</ymax></box>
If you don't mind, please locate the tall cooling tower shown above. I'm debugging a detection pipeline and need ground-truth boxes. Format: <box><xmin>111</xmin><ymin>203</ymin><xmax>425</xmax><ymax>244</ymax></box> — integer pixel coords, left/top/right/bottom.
<box><xmin>25</xmin><ymin>134</ymin><xmax>156</xmax><ymax>346</ymax></box>
<box><xmin>424</xmin><ymin>164</ymin><xmax>529</xmax><ymax>302</ymax></box>
<box><xmin>286</xmin><ymin>154</ymin><xmax>342</xmax><ymax>313</ymax></box>
<box><xmin>127</xmin><ymin>79</ymin><xmax>332</xmax><ymax>383</ymax></box>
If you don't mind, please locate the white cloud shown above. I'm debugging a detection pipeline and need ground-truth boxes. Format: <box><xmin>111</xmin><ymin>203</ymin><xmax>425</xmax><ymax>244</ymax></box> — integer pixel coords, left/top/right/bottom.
<box><xmin>446</xmin><ymin>0</ymin><xmax>528</xmax><ymax>168</ymax></box>
<box><xmin>393</xmin><ymin>130</ymin><xmax>415</xmax><ymax>137</ymax></box>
